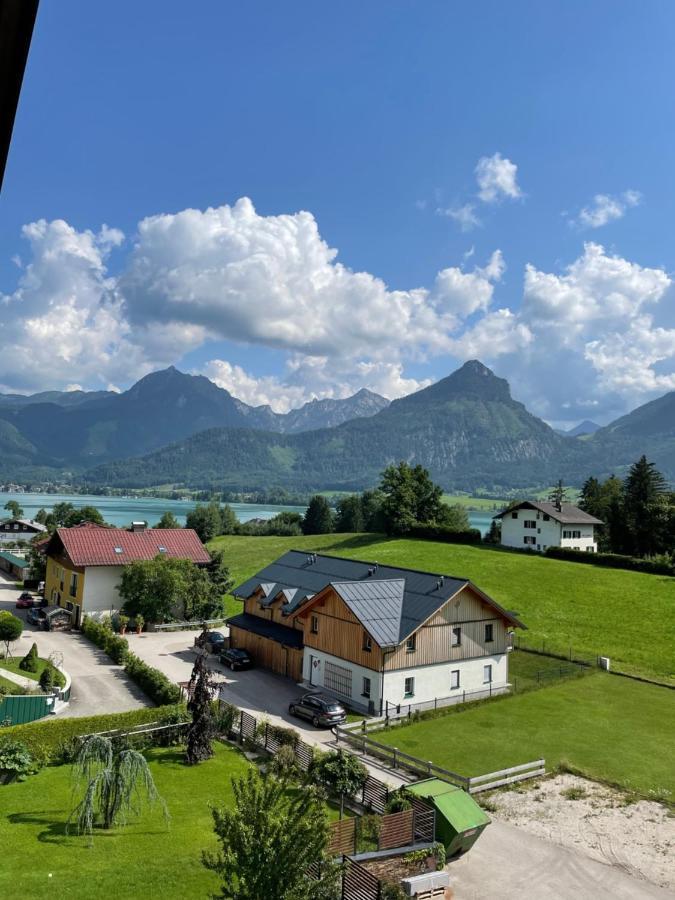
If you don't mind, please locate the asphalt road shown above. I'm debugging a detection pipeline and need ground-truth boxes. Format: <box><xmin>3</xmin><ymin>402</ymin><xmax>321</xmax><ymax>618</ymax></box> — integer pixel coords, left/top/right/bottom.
<box><xmin>0</xmin><ymin>573</ymin><xmax>148</xmax><ymax>717</ymax></box>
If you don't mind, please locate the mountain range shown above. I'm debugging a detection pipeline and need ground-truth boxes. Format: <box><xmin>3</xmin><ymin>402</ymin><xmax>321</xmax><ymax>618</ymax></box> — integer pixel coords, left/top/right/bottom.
<box><xmin>1</xmin><ymin>361</ymin><xmax>673</xmax><ymax>491</ymax></box>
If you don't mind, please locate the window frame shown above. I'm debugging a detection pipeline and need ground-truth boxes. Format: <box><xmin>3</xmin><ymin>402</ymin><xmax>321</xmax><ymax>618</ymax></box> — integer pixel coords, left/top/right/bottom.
<box><xmin>484</xmin><ymin>622</ymin><xmax>494</xmax><ymax>643</ymax></box>
<box><xmin>361</xmin><ymin>676</ymin><xmax>371</xmax><ymax>699</ymax></box>
<box><xmin>451</xmin><ymin>669</ymin><xmax>460</xmax><ymax>690</ymax></box>
<box><xmin>404</xmin><ymin>676</ymin><xmax>415</xmax><ymax>698</ymax></box>
<box><xmin>451</xmin><ymin>626</ymin><xmax>461</xmax><ymax>647</ymax></box>
<box><xmin>483</xmin><ymin>664</ymin><xmax>493</xmax><ymax>684</ymax></box>
<box><xmin>405</xmin><ymin>634</ymin><xmax>416</xmax><ymax>653</ymax></box>
<box><xmin>310</xmin><ymin>614</ymin><xmax>319</xmax><ymax>634</ymax></box>
<box><xmin>362</xmin><ymin>631</ymin><xmax>372</xmax><ymax>652</ymax></box>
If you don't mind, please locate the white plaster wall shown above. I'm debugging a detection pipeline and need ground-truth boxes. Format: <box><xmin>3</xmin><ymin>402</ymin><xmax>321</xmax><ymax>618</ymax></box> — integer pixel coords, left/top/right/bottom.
<box><xmin>82</xmin><ymin>566</ymin><xmax>123</xmax><ymax>617</ymax></box>
<box><xmin>302</xmin><ymin>647</ymin><xmax>382</xmax><ymax>712</ymax></box>
<box><xmin>383</xmin><ymin>653</ymin><xmax>509</xmax><ymax>706</ymax></box>
<box><xmin>500</xmin><ymin>510</ymin><xmax>596</xmax><ymax>552</ymax></box>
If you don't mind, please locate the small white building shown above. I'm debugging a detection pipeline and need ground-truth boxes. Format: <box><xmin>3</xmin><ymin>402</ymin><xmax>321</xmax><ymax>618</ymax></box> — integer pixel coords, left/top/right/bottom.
<box><xmin>494</xmin><ymin>501</ymin><xmax>602</xmax><ymax>553</ymax></box>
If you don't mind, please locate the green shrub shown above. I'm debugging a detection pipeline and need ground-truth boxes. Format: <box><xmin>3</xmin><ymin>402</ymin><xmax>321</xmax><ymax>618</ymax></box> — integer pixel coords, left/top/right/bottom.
<box><xmin>268</xmin><ymin>723</ymin><xmax>298</xmax><ymax>747</ymax></box>
<box><xmin>545</xmin><ymin>546</ymin><xmax>674</xmax><ymax>576</ymax></box>
<box><xmin>267</xmin><ymin>743</ymin><xmax>301</xmax><ymax>781</ymax></box>
<box><xmin>385</xmin><ymin>787</ymin><xmax>413</xmax><ymax>813</ymax></box>
<box><xmin>406</xmin><ymin>524</ymin><xmax>482</xmax><ymax>544</ymax></box>
<box><xmin>380</xmin><ymin>884</ymin><xmax>406</xmax><ymax>900</ymax></box>
<box><xmin>1</xmin><ymin>705</ymin><xmax>181</xmax><ymax>764</ymax></box>
<box><xmin>81</xmin><ymin>616</ymin><xmax>130</xmax><ymax>664</ymax></box>
<box><xmin>19</xmin><ymin>642</ymin><xmax>39</xmax><ymax>673</ymax></box>
<box><xmin>215</xmin><ymin>701</ymin><xmax>238</xmax><ymax>736</ymax></box>
<box><xmin>123</xmin><ymin>653</ymin><xmax>181</xmax><ymax>706</ymax></box>
<box><xmin>0</xmin><ymin>738</ymin><xmax>37</xmax><ymax>782</ymax></box>
<box><xmin>39</xmin><ymin>666</ymin><xmax>54</xmax><ymax>692</ymax></box>
<box><xmin>154</xmin><ymin>706</ymin><xmax>190</xmax><ymax>747</ymax></box>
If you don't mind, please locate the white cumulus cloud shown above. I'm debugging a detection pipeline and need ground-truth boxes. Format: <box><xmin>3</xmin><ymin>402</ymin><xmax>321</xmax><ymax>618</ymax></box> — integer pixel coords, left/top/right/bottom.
<box><xmin>575</xmin><ymin>190</ymin><xmax>642</xmax><ymax>229</ymax></box>
<box><xmin>475</xmin><ymin>152</ymin><xmax>522</xmax><ymax>203</ymax></box>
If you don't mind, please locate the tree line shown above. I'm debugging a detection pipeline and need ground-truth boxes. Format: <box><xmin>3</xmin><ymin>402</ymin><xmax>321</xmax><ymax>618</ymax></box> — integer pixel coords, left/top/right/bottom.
<box><xmin>579</xmin><ymin>455</ymin><xmax>674</xmax><ymax>559</ymax></box>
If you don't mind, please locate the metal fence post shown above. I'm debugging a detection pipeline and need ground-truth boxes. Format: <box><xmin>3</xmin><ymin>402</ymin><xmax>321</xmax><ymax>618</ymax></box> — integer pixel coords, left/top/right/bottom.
<box><xmin>264</xmin><ymin>721</ymin><xmax>269</xmax><ymax>749</ymax></box>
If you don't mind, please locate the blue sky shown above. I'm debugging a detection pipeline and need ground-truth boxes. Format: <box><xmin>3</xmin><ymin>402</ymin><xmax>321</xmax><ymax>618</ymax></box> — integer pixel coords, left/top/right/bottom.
<box><xmin>2</xmin><ymin>0</ymin><xmax>675</xmax><ymax>426</ymax></box>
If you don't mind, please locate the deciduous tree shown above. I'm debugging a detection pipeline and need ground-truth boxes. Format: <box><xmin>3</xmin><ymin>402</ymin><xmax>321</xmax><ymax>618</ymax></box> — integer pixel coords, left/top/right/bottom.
<box><xmin>0</xmin><ymin>612</ymin><xmax>23</xmax><ymax>658</ymax></box>
<box><xmin>203</xmin><ymin>769</ymin><xmax>338</xmax><ymax>900</ymax></box>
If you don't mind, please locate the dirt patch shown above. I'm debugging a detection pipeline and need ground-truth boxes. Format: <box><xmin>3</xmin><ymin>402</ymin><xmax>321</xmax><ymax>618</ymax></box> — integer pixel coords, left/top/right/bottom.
<box><xmin>483</xmin><ymin>774</ymin><xmax>674</xmax><ymax>891</ymax></box>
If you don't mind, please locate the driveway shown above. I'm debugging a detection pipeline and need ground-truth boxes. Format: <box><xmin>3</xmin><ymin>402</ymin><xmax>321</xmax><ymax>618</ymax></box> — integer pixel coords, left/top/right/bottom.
<box><xmin>0</xmin><ymin>574</ymin><xmax>149</xmax><ymax>717</ymax></box>
<box><xmin>128</xmin><ymin>629</ymin><xmax>338</xmax><ymax>744</ymax></box>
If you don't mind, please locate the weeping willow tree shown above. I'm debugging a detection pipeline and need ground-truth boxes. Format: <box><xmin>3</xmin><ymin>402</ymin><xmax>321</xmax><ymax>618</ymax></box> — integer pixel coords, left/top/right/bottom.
<box><xmin>68</xmin><ymin>735</ymin><xmax>169</xmax><ymax>838</ymax></box>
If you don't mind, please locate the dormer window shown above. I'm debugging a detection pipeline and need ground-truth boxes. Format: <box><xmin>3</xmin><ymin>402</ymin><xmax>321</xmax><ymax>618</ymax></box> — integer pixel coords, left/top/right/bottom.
<box><xmin>157</xmin><ymin>546</ymin><xmax>167</xmax><ymax>553</ymax></box>
<box><xmin>114</xmin><ymin>547</ymin><xmax>123</xmax><ymax>554</ymax></box>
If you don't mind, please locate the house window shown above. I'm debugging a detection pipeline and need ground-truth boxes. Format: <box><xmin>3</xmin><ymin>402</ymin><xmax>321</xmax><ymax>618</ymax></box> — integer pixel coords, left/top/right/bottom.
<box><xmin>523</xmin><ymin>520</ymin><xmax>536</xmax><ymax>529</ymax></box>
<box><xmin>483</xmin><ymin>664</ymin><xmax>493</xmax><ymax>684</ymax></box>
<box><xmin>543</xmin><ymin>514</ymin><xmax>550</xmax><ymax>521</ymax></box>
<box><xmin>405</xmin><ymin>634</ymin><xmax>416</xmax><ymax>653</ymax></box>
<box><xmin>586</xmin><ymin>547</ymin><xmax>594</xmax><ymax>553</ymax></box>
<box><xmin>485</xmin><ymin>623</ymin><xmax>494</xmax><ymax>643</ymax></box>
<box><xmin>451</xmin><ymin>626</ymin><xmax>461</xmax><ymax>647</ymax></box>
<box><xmin>310</xmin><ymin>614</ymin><xmax>319</xmax><ymax>634</ymax></box>
<box><xmin>362</xmin><ymin>631</ymin><xmax>372</xmax><ymax>652</ymax></box>
<box><xmin>404</xmin><ymin>677</ymin><xmax>415</xmax><ymax>697</ymax></box>
<box><xmin>523</xmin><ymin>536</ymin><xmax>536</xmax><ymax>546</ymax></box>
<box><xmin>69</xmin><ymin>573</ymin><xmax>78</xmax><ymax>598</ymax></box>
<box><xmin>451</xmin><ymin>669</ymin><xmax>460</xmax><ymax>690</ymax></box>
<box><xmin>362</xmin><ymin>676</ymin><xmax>371</xmax><ymax>698</ymax></box>
<box><xmin>511</xmin><ymin>512</ymin><xmax>518</xmax><ymax>519</ymax></box>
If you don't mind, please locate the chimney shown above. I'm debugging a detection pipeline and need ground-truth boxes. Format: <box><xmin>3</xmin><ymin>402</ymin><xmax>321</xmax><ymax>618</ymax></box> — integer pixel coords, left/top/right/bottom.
<box><xmin>130</xmin><ymin>521</ymin><xmax>147</xmax><ymax>532</ymax></box>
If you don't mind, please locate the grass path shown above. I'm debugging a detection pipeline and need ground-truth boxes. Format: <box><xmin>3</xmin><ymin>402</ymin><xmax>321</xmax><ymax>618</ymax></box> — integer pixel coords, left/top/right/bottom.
<box><xmin>372</xmin><ymin>672</ymin><xmax>675</xmax><ymax>800</ymax></box>
<box><xmin>211</xmin><ymin>533</ymin><xmax>675</xmax><ymax>683</ymax></box>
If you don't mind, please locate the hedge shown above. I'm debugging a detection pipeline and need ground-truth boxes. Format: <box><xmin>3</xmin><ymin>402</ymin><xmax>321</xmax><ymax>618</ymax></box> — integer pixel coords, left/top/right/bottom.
<box><xmin>406</xmin><ymin>524</ymin><xmax>482</xmax><ymax>544</ymax></box>
<box><xmin>123</xmin><ymin>653</ymin><xmax>182</xmax><ymax>706</ymax></box>
<box><xmin>1</xmin><ymin>705</ymin><xmax>180</xmax><ymax>763</ymax></box>
<box><xmin>545</xmin><ymin>546</ymin><xmax>674</xmax><ymax>576</ymax></box>
<box><xmin>81</xmin><ymin>616</ymin><xmax>181</xmax><ymax>706</ymax></box>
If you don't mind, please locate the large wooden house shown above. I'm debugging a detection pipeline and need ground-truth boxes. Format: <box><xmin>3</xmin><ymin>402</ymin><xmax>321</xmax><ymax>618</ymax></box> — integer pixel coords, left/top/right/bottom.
<box><xmin>230</xmin><ymin>551</ymin><xmax>525</xmax><ymax>713</ymax></box>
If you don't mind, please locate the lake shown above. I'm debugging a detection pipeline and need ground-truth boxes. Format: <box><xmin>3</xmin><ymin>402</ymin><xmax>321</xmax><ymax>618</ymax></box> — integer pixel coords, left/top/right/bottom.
<box><xmin>1</xmin><ymin>492</ymin><xmax>493</xmax><ymax>535</ymax></box>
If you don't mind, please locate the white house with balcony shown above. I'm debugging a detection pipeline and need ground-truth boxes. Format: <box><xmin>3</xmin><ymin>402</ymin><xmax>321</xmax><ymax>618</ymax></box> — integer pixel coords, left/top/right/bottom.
<box><xmin>494</xmin><ymin>501</ymin><xmax>602</xmax><ymax>553</ymax></box>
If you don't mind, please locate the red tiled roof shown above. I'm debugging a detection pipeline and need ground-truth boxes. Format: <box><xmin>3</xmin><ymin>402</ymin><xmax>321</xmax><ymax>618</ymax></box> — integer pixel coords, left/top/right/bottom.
<box><xmin>52</xmin><ymin>523</ymin><xmax>210</xmax><ymax>567</ymax></box>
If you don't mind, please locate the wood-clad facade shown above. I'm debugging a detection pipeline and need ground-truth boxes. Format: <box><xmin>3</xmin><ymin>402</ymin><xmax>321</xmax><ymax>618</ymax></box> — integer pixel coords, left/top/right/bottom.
<box><xmin>296</xmin><ymin>589</ymin><xmax>384</xmax><ymax>672</ymax></box>
<box><xmin>229</xmin><ymin>551</ymin><xmax>524</xmax><ymax>710</ymax></box>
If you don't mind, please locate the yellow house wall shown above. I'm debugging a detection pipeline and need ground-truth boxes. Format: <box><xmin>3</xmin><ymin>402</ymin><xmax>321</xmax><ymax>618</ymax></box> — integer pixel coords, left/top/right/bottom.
<box><xmin>45</xmin><ymin>553</ymin><xmax>85</xmax><ymax>620</ymax></box>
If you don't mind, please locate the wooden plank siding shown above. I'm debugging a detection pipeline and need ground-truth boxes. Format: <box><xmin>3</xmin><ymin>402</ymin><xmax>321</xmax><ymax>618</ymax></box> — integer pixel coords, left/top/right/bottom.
<box><xmin>296</xmin><ymin>588</ymin><xmax>384</xmax><ymax>672</ymax></box>
<box><xmin>229</xmin><ymin>626</ymin><xmax>304</xmax><ymax>681</ymax></box>
<box><xmin>384</xmin><ymin>585</ymin><xmax>507</xmax><ymax>670</ymax></box>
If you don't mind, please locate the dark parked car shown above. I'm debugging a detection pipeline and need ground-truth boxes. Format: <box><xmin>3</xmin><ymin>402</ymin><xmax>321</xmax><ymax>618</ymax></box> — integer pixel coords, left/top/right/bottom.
<box><xmin>288</xmin><ymin>692</ymin><xmax>347</xmax><ymax>728</ymax></box>
<box><xmin>15</xmin><ymin>592</ymin><xmax>35</xmax><ymax>608</ymax></box>
<box><xmin>219</xmin><ymin>648</ymin><xmax>252</xmax><ymax>671</ymax></box>
<box><xmin>26</xmin><ymin>607</ymin><xmax>45</xmax><ymax>628</ymax></box>
<box><xmin>193</xmin><ymin>630</ymin><xmax>226</xmax><ymax>654</ymax></box>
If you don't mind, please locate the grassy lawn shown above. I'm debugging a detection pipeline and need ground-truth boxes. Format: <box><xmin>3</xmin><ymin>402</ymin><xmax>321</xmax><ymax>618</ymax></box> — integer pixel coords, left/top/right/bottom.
<box><xmin>0</xmin><ymin>655</ymin><xmax>49</xmax><ymax>682</ymax></box>
<box><xmin>210</xmin><ymin>534</ymin><xmax>675</xmax><ymax>684</ymax></box>
<box><xmin>0</xmin><ymin>741</ymin><xmax>250</xmax><ymax>899</ymax></box>
<box><xmin>372</xmin><ymin>672</ymin><xmax>675</xmax><ymax>800</ymax></box>
<box><xmin>0</xmin><ymin>673</ymin><xmax>26</xmax><ymax>695</ymax></box>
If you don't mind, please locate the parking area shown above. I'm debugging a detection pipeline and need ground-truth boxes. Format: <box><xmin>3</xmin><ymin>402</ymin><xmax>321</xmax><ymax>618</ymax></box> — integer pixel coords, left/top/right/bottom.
<box><xmin>128</xmin><ymin>628</ymin><xmax>339</xmax><ymax>745</ymax></box>
<box><xmin>0</xmin><ymin>573</ymin><xmax>149</xmax><ymax>717</ymax></box>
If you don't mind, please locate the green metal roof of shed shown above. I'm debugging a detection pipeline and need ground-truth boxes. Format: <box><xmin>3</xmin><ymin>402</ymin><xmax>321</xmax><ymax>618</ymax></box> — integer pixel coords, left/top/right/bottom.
<box><xmin>0</xmin><ymin>551</ymin><xmax>29</xmax><ymax>568</ymax></box>
<box><xmin>406</xmin><ymin>779</ymin><xmax>490</xmax><ymax>832</ymax></box>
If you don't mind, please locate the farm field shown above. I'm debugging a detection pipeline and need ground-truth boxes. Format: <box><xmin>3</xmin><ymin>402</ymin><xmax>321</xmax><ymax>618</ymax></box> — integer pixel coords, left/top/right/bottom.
<box><xmin>211</xmin><ymin>534</ymin><xmax>675</xmax><ymax>684</ymax></box>
<box><xmin>372</xmin><ymin>673</ymin><xmax>675</xmax><ymax>800</ymax></box>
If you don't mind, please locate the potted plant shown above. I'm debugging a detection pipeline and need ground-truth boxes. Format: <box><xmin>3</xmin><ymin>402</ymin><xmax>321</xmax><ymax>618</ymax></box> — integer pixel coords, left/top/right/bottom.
<box><xmin>118</xmin><ymin>615</ymin><xmax>129</xmax><ymax>636</ymax></box>
<box><xmin>135</xmin><ymin>615</ymin><xmax>145</xmax><ymax>635</ymax></box>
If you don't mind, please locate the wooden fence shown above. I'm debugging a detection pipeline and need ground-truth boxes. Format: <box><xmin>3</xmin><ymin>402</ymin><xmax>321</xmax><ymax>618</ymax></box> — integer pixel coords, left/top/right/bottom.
<box><xmin>328</xmin><ymin>802</ymin><xmax>435</xmax><ymax>856</ymax></box>
<box><xmin>335</xmin><ymin>723</ymin><xmax>545</xmax><ymax>794</ymax></box>
<box><xmin>341</xmin><ymin>856</ymin><xmax>381</xmax><ymax>900</ymax></box>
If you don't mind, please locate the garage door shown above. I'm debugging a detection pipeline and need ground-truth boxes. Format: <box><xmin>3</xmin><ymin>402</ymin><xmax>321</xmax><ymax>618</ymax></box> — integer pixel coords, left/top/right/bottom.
<box><xmin>324</xmin><ymin>661</ymin><xmax>352</xmax><ymax>698</ymax></box>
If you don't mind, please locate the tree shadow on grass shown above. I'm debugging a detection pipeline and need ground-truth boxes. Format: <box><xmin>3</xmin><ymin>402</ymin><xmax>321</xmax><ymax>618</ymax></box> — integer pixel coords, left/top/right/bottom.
<box><xmin>6</xmin><ymin>811</ymin><xmax>169</xmax><ymax>847</ymax></box>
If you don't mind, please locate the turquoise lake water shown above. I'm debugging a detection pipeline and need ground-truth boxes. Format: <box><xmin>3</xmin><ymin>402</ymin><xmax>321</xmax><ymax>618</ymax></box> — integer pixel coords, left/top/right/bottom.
<box><xmin>1</xmin><ymin>492</ymin><xmax>493</xmax><ymax>535</ymax></box>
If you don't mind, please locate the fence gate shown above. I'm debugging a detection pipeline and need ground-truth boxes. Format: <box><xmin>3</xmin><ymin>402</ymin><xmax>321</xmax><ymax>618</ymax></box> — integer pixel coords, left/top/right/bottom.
<box><xmin>361</xmin><ymin>775</ymin><xmax>388</xmax><ymax>813</ymax></box>
<box><xmin>342</xmin><ymin>856</ymin><xmax>380</xmax><ymax>900</ymax></box>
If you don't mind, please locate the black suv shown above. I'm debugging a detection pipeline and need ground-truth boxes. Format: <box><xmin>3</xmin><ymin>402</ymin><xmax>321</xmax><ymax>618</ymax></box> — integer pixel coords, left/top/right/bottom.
<box><xmin>193</xmin><ymin>631</ymin><xmax>226</xmax><ymax>654</ymax></box>
<box><xmin>288</xmin><ymin>692</ymin><xmax>347</xmax><ymax>728</ymax></box>
<box><xmin>219</xmin><ymin>648</ymin><xmax>252</xmax><ymax>671</ymax></box>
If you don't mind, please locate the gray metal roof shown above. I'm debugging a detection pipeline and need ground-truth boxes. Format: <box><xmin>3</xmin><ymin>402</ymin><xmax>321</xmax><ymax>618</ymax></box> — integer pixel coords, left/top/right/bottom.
<box><xmin>493</xmin><ymin>501</ymin><xmax>603</xmax><ymax>525</ymax></box>
<box><xmin>332</xmin><ymin>579</ymin><xmax>405</xmax><ymax>647</ymax></box>
<box><xmin>233</xmin><ymin>550</ymin><xmax>523</xmax><ymax>647</ymax></box>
